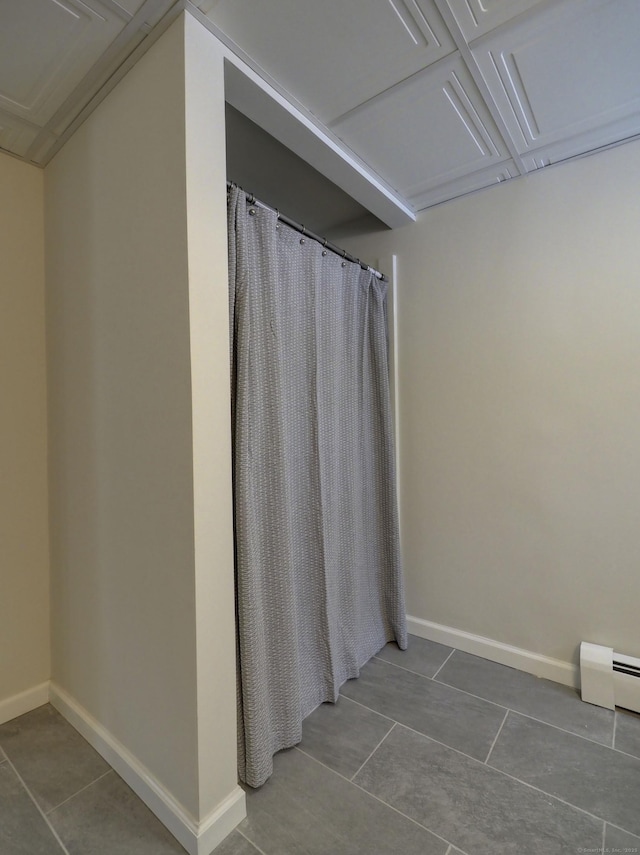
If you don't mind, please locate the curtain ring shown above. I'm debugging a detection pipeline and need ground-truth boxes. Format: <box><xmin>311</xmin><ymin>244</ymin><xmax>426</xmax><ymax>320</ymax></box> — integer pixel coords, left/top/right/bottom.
<box><xmin>342</xmin><ymin>249</ymin><xmax>347</xmax><ymax>258</ymax></box>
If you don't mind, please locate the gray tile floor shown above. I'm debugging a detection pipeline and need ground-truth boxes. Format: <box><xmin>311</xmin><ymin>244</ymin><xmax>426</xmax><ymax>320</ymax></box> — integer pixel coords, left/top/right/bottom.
<box><xmin>2</xmin><ymin>637</ymin><xmax>640</xmax><ymax>854</ymax></box>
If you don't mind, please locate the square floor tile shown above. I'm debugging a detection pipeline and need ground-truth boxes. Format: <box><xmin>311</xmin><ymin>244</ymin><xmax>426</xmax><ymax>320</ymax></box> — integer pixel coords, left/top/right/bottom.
<box><xmin>436</xmin><ymin>651</ymin><xmax>614</xmax><ymax>745</ymax></box>
<box><xmin>375</xmin><ymin>634</ymin><xmax>453</xmax><ymax>678</ymax></box>
<box><xmin>340</xmin><ymin>656</ymin><xmax>505</xmax><ymax>760</ymax></box>
<box><xmin>0</xmin><ymin>705</ymin><xmax>110</xmax><ymax>813</ymax></box>
<box><xmin>48</xmin><ymin>771</ymin><xmax>184</xmax><ymax>854</ymax></box>
<box><xmin>299</xmin><ymin>695</ymin><xmax>393</xmax><ymax>778</ymax></box>
<box><xmin>355</xmin><ymin>724</ymin><xmax>603</xmax><ymax>855</ymax></box>
<box><xmin>615</xmin><ymin>709</ymin><xmax>640</xmax><ymax>759</ymax></box>
<box><xmin>0</xmin><ymin>762</ymin><xmax>65</xmax><ymax>854</ymax></box>
<box><xmin>488</xmin><ymin>712</ymin><xmax>640</xmax><ymax>836</ymax></box>
<box><xmin>240</xmin><ymin>746</ymin><xmax>447</xmax><ymax>855</ymax></box>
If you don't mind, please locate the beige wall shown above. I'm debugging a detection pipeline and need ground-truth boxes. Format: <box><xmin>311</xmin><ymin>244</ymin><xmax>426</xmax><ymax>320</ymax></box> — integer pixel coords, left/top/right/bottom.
<box><xmin>338</xmin><ymin>139</ymin><xmax>640</xmax><ymax>665</ymax></box>
<box><xmin>45</xmin><ymin>13</ymin><xmax>237</xmax><ymax>823</ymax></box>
<box><xmin>0</xmin><ymin>155</ymin><xmax>50</xmax><ymax>713</ymax></box>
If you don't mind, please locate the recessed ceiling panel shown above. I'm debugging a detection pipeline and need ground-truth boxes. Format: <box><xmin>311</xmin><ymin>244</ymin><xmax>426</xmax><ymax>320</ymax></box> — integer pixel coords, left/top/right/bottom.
<box><xmin>445</xmin><ymin>0</ymin><xmax>543</xmax><ymax>43</ymax></box>
<box><xmin>0</xmin><ymin>0</ymin><xmax>126</xmax><ymax>127</ymax></box>
<box><xmin>473</xmin><ymin>0</ymin><xmax>640</xmax><ymax>156</ymax></box>
<box><xmin>332</xmin><ymin>55</ymin><xmax>509</xmax><ymax>196</ymax></box>
<box><xmin>205</xmin><ymin>0</ymin><xmax>455</xmax><ymax>123</ymax></box>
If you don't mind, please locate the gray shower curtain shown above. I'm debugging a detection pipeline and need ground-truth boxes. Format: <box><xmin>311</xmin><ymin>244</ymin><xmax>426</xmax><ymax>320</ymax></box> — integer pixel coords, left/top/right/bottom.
<box><xmin>228</xmin><ymin>185</ymin><xmax>406</xmax><ymax>788</ymax></box>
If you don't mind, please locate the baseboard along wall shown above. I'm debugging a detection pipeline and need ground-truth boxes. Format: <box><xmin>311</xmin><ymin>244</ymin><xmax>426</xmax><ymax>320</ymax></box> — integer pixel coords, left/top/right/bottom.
<box><xmin>48</xmin><ymin>683</ymin><xmax>246</xmax><ymax>855</ymax></box>
<box><xmin>407</xmin><ymin>615</ymin><xmax>579</xmax><ymax>688</ymax></box>
<box><xmin>1</xmin><ymin>620</ymin><xmax>578</xmax><ymax>851</ymax></box>
<box><xmin>0</xmin><ymin>682</ymin><xmax>50</xmax><ymax>727</ymax></box>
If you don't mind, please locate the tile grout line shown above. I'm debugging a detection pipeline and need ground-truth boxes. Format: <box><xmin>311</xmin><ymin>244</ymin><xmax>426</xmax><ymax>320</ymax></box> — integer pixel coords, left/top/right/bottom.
<box><xmin>603</xmin><ymin>742</ymin><xmax>640</xmax><ymax>764</ymax></box>
<box><xmin>484</xmin><ymin>709</ymin><xmax>509</xmax><ymax>765</ymax></box>
<box><xmin>340</xmin><ymin>693</ymin><xmax>493</xmax><ymax>766</ymax></box>
<box><xmin>339</xmin><ymin>693</ymin><xmax>396</xmax><ymax>725</ymax></box>
<box><xmin>373</xmin><ymin>651</ymin><xmax>454</xmax><ymax>683</ymax></box>
<box><xmin>379</xmin><ymin>655</ymin><xmax>622</xmax><ymax>755</ymax></box>
<box><xmin>2</xmin><ymin>755</ymin><xmax>72</xmax><ymax>855</ymax></box>
<box><xmin>316</xmin><ymin>694</ymin><xmax>628</xmax><ymax>835</ymax></box>
<box><xmin>45</xmin><ymin>768</ymin><xmax>113</xmax><ymax>815</ymax></box>
<box><xmin>602</xmin><ymin>820</ymin><xmax>607</xmax><ymax>853</ymax></box>
<box><xmin>293</xmin><ymin>745</ymin><xmax>461</xmax><ymax>853</ymax></box>
<box><xmin>612</xmin><ymin>711</ymin><xmax>617</xmax><ymax>749</ymax></box>
<box><xmin>431</xmin><ymin>648</ymin><xmax>456</xmax><ymax>681</ymax></box>
<box><xmin>349</xmin><ymin>721</ymin><xmax>396</xmax><ymax>782</ymax></box>
<box><xmin>345</xmin><ymin>666</ymin><xmax>508</xmax><ymax>723</ymax></box>
<box><xmin>296</xmin><ymin>736</ymin><xmax>634</xmax><ymax>851</ymax></box>
<box><xmin>484</xmin><ymin>754</ymin><xmax>615</xmax><ymax>827</ymax></box>
<box><xmin>607</xmin><ymin>819</ymin><xmax>640</xmax><ymax>840</ymax></box>
<box><xmin>375</xmin><ymin>653</ymin><xmax>611</xmax><ymax>749</ymax></box>
<box><xmin>236</xmin><ymin>825</ymin><xmax>269</xmax><ymax>855</ymax></box>
<box><xmin>431</xmin><ymin>675</ymin><xmax>508</xmax><ymax>709</ymax></box>
<box><xmin>509</xmin><ymin>709</ymin><xmax>639</xmax><ymax>759</ymax></box>
<box><xmin>385</xmin><ymin>641</ymin><xmax>628</xmax><ymax>757</ymax></box>
<box><xmin>343</xmin><ymin>686</ymin><xmax>640</xmax><ymax>824</ymax></box>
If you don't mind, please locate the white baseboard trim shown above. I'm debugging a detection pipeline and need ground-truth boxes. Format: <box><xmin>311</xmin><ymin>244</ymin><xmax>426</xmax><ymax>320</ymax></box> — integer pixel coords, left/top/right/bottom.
<box><xmin>193</xmin><ymin>787</ymin><xmax>247</xmax><ymax>855</ymax></box>
<box><xmin>49</xmin><ymin>683</ymin><xmax>246</xmax><ymax>855</ymax></box>
<box><xmin>0</xmin><ymin>682</ymin><xmax>50</xmax><ymax>726</ymax></box>
<box><xmin>407</xmin><ymin>615</ymin><xmax>579</xmax><ymax>688</ymax></box>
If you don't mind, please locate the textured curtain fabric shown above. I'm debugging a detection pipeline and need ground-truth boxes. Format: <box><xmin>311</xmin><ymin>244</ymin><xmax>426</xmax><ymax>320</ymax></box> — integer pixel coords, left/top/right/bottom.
<box><xmin>228</xmin><ymin>186</ymin><xmax>407</xmax><ymax>788</ymax></box>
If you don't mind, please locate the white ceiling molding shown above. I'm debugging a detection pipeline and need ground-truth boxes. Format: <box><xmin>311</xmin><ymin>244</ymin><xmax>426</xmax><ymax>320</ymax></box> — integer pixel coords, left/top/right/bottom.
<box><xmin>0</xmin><ymin>109</ymin><xmax>40</xmax><ymax>159</ymax></box>
<box><xmin>111</xmin><ymin>0</ymin><xmax>146</xmax><ymax>13</ymax></box>
<box><xmin>519</xmin><ymin>125</ymin><xmax>640</xmax><ymax>173</ymax></box>
<box><xmin>25</xmin><ymin>0</ymin><xmax>184</xmax><ymax>165</ymax></box>
<box><xmin>0</xmin><ymin>0</ymin><xmax>639</xmax><ymax>223</ymax></box>
<box><xmin>408</xmin><ymin>158</ymin><xmax>519</xmax><ymax>209</ymax></box>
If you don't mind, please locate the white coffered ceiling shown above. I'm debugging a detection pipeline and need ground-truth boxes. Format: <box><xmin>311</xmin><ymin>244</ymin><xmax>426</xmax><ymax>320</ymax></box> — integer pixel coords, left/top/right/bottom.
<box><xmin>1</xmin><ymin>0</ymin><xmax>639</xmax><ymax>220</ymax></box>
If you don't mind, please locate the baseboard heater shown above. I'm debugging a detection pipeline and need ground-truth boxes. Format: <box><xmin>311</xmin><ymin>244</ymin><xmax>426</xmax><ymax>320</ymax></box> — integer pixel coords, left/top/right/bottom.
<box><xmin>580</xmin><ymin>642</ymin><xmax>640</xmax><ymax>713</ymax></box>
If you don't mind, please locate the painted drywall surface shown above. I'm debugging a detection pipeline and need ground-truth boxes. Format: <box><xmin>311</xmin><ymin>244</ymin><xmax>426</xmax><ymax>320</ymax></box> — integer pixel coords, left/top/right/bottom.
<box><xmin>45</xmin><ymin>19</ymin><xmax>201</xmax><ymax>814</ymax></box>
<box><xmin>183</xmin><ymin>14</ymin><xmax>238</xmax><ymax>816</ymax></box>
<box><xmin>337</xmin><ymin>139</ymin><xmax>640</xmax><ymax>664</ymax></box>
<box><xmin>0</xmin><ymin>155</ymin><xmax>50</xmax><ymax>705</ymax></box>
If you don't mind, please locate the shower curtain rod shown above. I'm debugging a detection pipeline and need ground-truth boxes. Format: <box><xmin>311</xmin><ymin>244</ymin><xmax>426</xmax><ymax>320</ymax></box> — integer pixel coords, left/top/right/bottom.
<box><xmin>227</xmin><ymin>181</ymin><xmax>387</xmax><ymax>282</ymax></box>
